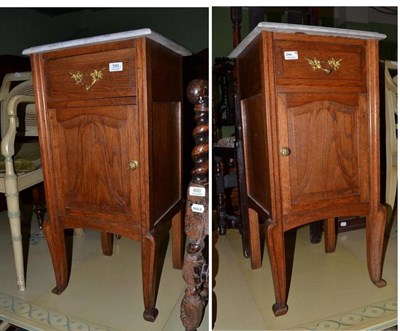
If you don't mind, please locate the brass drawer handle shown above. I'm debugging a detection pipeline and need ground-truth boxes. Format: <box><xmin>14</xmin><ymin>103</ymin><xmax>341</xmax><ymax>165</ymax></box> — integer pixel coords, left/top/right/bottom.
<box><xmin>305</xmin><ymin>57</ymin><xmax>342</xmax><ymax>74</ymax></box>
<box><xmin>69</xmin><ymin>68</ymin><xmax>106</xmax><ymax>91</ymax></box>
<box><xmin>129</xmin><ymin>160</ymin><xmax>139</xmax><ymax>170</ymax></box>
<box><xmin>279</xmin><ymin>147</ymin><xmax>291</xmax><ymax>156</ymax></box>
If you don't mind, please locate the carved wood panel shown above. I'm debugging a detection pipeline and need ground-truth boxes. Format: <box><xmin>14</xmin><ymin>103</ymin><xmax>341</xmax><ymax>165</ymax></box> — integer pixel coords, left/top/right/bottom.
<box><xmin>278</xmin><ymin>93</ymin><xmax>369</xmax><ymax>212</ymax></box>
<box><xmin>50</xmin><ymin>104</ymin><xmax>140</xmax><ymax>224</ymax></box>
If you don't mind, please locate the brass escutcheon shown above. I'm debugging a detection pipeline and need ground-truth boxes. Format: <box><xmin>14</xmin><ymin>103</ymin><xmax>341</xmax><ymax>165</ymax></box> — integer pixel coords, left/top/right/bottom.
<box><xmin>279</xmin><ymin>147</ymin><xmax>291</xmax><ymax>156</ymax></box>
<box><xmin>129</xmin><ymin>160</ymin><xmax>139</xmax><ymax>170</ymax></box>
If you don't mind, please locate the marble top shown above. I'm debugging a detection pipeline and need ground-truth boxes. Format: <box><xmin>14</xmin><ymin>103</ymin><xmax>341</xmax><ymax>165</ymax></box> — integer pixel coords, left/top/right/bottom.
<box><xmin>229</xmin><ymin>22</ymin><xmax>387</xmax><ymax>58</ymax></box>
<box><xmin>22</xmin><ymin>28</ymin><xmax>192</xmax><ymax>56</ymax></box>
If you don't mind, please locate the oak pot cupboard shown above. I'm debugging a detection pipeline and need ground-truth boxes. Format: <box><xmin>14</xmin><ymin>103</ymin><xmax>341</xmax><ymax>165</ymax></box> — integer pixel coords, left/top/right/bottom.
<box><xmin>229</xmin><ymin>22</ymin><xmax>387</xmax><ymax>316</ymax></box>
<box><xmin>23</xmin><ymin>29</ymin><xmax>191</xmax><ymax>322</ymax></box>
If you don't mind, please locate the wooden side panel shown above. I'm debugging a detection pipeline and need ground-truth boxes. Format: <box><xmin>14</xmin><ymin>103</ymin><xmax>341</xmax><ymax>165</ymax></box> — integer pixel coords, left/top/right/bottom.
<box><xmin>151</xmin><ymin>102</ymin><xmax>181</xmax><ymax>223</ymax></box>
<box><xmin>148</xmin><ymin>39</ymin><xmax>183</xmax><ymax>225</ymax></box>
<box><xmin>150</xmin><ymin>40</ymin><xmax>182</xmax><ymax>102</ymax></box>
<box><xmin>241</xmin><ymin>95</ymin><xmax>272</xmax><ymax>212</ymax></box>
<box><xmin>238</xmin><ymin>33</ymin><xmax>275</xmax><ymax>216</ymax></box>
<box><xmin>238</xmin><ymin>36</ymin><xmax>262</xmax><ymax>99</ymax></box>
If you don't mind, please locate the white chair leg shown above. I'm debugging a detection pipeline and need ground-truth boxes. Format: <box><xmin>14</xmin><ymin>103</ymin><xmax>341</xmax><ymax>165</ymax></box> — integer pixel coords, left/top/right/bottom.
<box><xmin>3</xmin><ymin>154</ymin><xmax>25</xmax><ymax>291</ymax></box>
<box><xmin>0</xmin><ymin>321</ymin><xmax>11</xmax><ymax>331</ymax></box>
<box><xmin>74</xmin><ymin>228</ymin><xmax>85</xmax><ymax>236</ymax></box>
<box><xmin>5</xmin><ymin>189</ymin><xmax>25</xmax><ymax>291</ymax></box>
<box><xmin>2</xmin><ymin>105</ymin><xmax>26</xmax><ymax>291</ymax></box>
<box><xmin>386</xmin><ymin>163</ymin><xmax>397</xmax><ymax>221</ymax></box>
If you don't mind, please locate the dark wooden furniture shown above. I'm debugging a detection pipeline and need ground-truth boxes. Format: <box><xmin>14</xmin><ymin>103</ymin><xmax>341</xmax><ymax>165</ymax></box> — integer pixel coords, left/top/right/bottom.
<box><xmin>181</xmin><ymin>79</ymin><xmax>208</xmax><ymax>331</ymax></box>
<box><xmin>213</xmin><ymin>146</ymin><xmax>240</xmax><ymax>233</ymax></box>
<box><xmin>213</xmin><ymin>57</ymin><xmax>240</xmax><ymax>236</ymax></box>
<box><xmin>211</xmin><ymin>8</ymin><xmax>252</xmax><ymax>258</ymax></box>
<box><xmin>230</xmin><ymin>22</ymin><xmax>387</xmax><ymax>316</ymax></box>
<box><xmin>23</xmin><ymin>29</ymin><xmax>191</xmax><ymax>322</ymax></box>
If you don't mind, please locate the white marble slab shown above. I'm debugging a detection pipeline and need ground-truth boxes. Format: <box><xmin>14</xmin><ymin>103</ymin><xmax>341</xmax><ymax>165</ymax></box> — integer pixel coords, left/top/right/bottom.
<box><xmin>22</xmin><ymin>28</ymin><xmax>192</xmax><ymax>56</ymax></box>
<box><xmin>229</xmin><ymin>22</ymin><xmax>387</xmax><ymax>58</ymax></box>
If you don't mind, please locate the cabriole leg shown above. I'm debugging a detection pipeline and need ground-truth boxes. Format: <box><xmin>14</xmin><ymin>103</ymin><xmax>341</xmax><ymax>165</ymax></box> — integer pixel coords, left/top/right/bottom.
<box><xmin>265</xmin><ymin>217</ymin><xmax>288</xmax><ymax>316</ymax></box>
<box><xmin>366</xmin><ymin>206</ymin><xmax>387</xmax><ymax>288</ymax></box>
<box><xmin>42</xmin><ymin>221</ymin><xmax>68</xmax><ymax>294</ymax></box>
<box><xmin>141</xmin><ymin>221</ymin><xmax>170</xmax><ymax>322</ymax></box>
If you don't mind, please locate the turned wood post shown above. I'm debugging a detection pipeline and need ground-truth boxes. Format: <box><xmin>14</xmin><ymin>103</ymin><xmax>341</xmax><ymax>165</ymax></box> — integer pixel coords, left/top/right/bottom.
<box><xmin>231</xmin><ymin>7</ymin><xmax>242</xmax><ymax>48</ymax></box>
<box><xmin>180</xmin><ymin>79</ymin><xmax>209</xmax><ymax>331</ymax></box>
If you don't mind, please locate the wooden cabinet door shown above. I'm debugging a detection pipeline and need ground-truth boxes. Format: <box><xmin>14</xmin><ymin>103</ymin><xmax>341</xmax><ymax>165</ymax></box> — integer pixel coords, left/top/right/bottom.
<box><xmin>48</xmin><ymin>104</ymin><xmax>140</xmax><ymax>227</ymax></box>
<box><xmin>277</xmin><ymin>92</ymin><xmax>370</xmax><ymax>215</ymax></box>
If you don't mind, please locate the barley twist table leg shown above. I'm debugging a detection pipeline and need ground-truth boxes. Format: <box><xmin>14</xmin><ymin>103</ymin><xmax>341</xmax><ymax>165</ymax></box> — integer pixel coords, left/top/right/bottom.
<box><xmin>180</xmin><ymin>79</ymin><xmax>209</xmax><ymax>331</ymax></box>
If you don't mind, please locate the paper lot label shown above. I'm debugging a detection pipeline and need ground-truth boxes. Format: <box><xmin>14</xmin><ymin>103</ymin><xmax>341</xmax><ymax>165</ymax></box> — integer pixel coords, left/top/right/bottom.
<box><xmin>284</xmin><ymin>51</ymin><xmax>298</xmax><ymax>60</ymax></box>
<box><xmin>109</xmin><ymin>62</ymin><xmax>123</xmax><ymax>72</ymax></box>
<box><xmin>191</xmin><ymin>204</ymin><xmax>205</xmax><ymax>213</ymax></box>
<box><xmin>189</xmin><ymin>186</ymin><xmax>206</xmax><ymax>197</ymax></box>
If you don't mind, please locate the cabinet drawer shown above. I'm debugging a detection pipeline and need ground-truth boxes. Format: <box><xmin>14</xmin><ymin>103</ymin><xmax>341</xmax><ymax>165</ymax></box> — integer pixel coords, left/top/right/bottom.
<box><xmin>274</xmin><ymin>40</ymin><xmax>365</xmax><ymax>87</ymax></box>
<box><xmin>45</xmin><ymin>48</ymin><xmax>136</xmax><ymax>103</ymax></box>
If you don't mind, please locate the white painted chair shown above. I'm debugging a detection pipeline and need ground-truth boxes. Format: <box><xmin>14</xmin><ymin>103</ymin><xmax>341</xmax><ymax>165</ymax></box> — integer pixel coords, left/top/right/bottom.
<box><xmin>0</xmin><ymin>72</ymin><xmax>43</xmax><ymax>291</ymax></box>
<box><xmin>0</xmin><ymin>321</ymin><xmax>10</xmax><ymax>330</ymax></box>
<box><xmin>383</xmin><ymin>60</ymin><xmax>398</xmax><ymax>222</ymax></box>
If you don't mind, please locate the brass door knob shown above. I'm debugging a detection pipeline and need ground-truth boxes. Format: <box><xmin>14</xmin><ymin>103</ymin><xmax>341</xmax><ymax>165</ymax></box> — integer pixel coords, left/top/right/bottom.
<box><xmin>279</xmin><ymin>147</ymin><xmax>291</xmax><ymax>156</ymax></box>
<box><xmin>129</xmin><ymin>160</ymin><xmax>139</xmax><ymax>170</ymax></box>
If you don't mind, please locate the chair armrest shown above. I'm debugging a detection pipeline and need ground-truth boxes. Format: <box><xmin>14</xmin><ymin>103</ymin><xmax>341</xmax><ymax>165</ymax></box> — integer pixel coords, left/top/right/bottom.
<box><xmin>0</xmin><ymin>72</ymin><xmax>32</xmax><ymax>102</ymax></box>
<box><xmin>1</xmin><ymin>95</ymin><xmax>35</xmax><ymax>158</ymax></box>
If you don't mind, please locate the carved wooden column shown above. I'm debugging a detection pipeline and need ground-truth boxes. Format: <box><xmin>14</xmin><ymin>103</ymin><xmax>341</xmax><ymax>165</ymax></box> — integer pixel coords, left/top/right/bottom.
<box><xmin>231</xmin><ymin>6</ymin><xmax>253</xmax><ymax>259</ymax></box>
<box><xmin>180</xmin><ymin>79</ymin><xmax>209</xmax><ymax>331</ymax></box>
<box><xmin>231</xmin><ymin>7</ymin><xmax>242</xmax><ymax>48</ymax></box>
